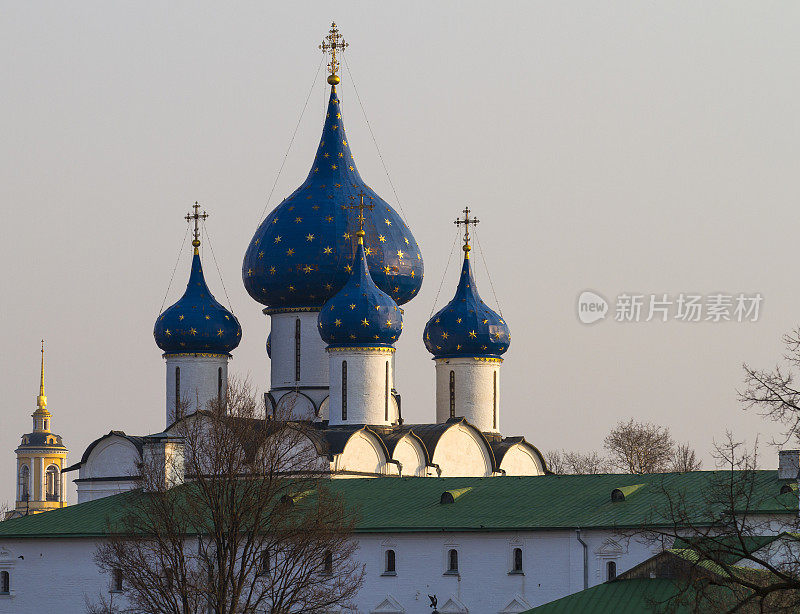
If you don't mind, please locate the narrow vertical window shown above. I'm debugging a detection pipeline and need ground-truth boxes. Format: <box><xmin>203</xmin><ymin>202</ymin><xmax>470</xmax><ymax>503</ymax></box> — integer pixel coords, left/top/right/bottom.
<box><xmin>341</xmin><ymin>361</ymin><xmax>347</xmax><ymax>420</ymax></box>
<box><xmin>0</xmin><ymin>571</ymin><xmax>8</xmax><ymax>594</ymax></box>
<box><xmin>493</xmin><ymin>370</ymin><xmax>498</xmax><ymax>429</ymax></box>
<box><xmin>113</xmin><ymin>568</ymin><xmax>124</xmax><ymax>592</ymax></box>
<box><xmin>175</xmin><ymin>366</ymin><xmax>181</xmax><ymax>414</ymax></box>
<box><xmin>447</xmin><ymin>549</ymin><xmax>458</xmax><ymax>573</ymax></box>
<box><xmin>46</xmin><ymin>465</ymin><xmax>59</xmax><ymax>501</ymax></box>
<box><xmin>294</xmin><ymin>318</ymin><xmax>301</xmax><ymax>381</ymax></box>
<box><xmin>607</xmin><ymin>560</ymin><xmax>617</xmax><ymax>580</ymax></box>
<box><xmin>449</xmin><ymin>370</ymin><xmax>455</xmax><ymax>419</ymax></box>
<box><xmin>18</xmin><ymin>465</ymin><xmax>29</xmax><ymax>500</ymax></box>
<box><xmin>385</xmin><ymin>549</ymin><xmax>396</xmax><ymax>573</ymax></box>
<box><xmin>385</xmin><ymin>361</ymin><xmax>390</xmax><ymax>422</ymax></box>
<box><xmin>260</xmin><ymin>550</ymin><xmax>270</xmax><ymax>576</ymax></box>
<box><xmin>218</xmin><ymin>367</ymin><xmax>223</xmax><ymax>401</ymax></box>
<box><xmin>513</xmin><ymin>547</ymin><xmax>523</xmax><ymax>572</ymax></box>
<box><xmin>323</xmin><ymin>550</ymin><xmax>333</xmax><ymax>574</ymax></box>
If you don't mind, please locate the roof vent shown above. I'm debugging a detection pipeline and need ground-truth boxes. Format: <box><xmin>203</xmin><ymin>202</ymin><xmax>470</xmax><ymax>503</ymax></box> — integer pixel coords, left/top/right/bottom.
<box><xmin>611</xmin><ymin>484</ymin><xmax>646</xmax><ymax>502</ymax></box>
<box><xmin>780</xmin><ymin>483</ymin><xmax>797</xmax><ymax>495</ymax></box>
<box><xmin>440</xmin><ymin>487</ymin><xmax>473</xmax><ymax>504</ymax></box>
<box><xmin>611</xmin><ymin>488</ymin><xmax>625</xmax><ymax>502</ymax></box>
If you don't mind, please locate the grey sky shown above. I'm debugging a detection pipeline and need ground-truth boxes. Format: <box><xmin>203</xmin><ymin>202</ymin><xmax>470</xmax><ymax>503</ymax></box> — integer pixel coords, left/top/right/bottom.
<box><xmin>2</xmin><ymin>2</ymin><xmax>797</xmax><ymax>505</ymax></box>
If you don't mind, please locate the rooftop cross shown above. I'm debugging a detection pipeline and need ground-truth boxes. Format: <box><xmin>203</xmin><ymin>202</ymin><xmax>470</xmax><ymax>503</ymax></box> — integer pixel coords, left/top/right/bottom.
<box><xmin>454</xmin><ymin>206</ymin><xmax>480</xmax><ymax>258</ymax></box>
<box><xmin>185</xmin><ymin>202</ymin><xmax>208</xmax><ymax>254</ymax></box>
<box><xmin>320</xmin><ymin>22</ymin><xmax>348</xmax><ymax>86</ymax></box>
<box><xmin>343</xmin><ymin>190</ymin><xmax>374</xmax><ymax>245</ymax></box>
<box><xmin>37</xmin><ymin>339</ymin><xmax>47</xmax><ymax>410</ymax></box>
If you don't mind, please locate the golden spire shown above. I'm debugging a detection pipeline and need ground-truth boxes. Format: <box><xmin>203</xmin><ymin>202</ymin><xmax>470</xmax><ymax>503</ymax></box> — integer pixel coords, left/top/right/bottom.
<box><xmin>185</xmin><ymin>202</ymin><xmax>208</xmax><ymax>255</ymax></box>
<box><xmin>343</xmin><ymin>190</ymin><xmax>374</xmax><ymax>246</ymax></box>
<box><xmin>320</xmin><ymin>22</ymin><xmax>348</xmax><ymax>86</ymax></box>
<box><xmin>454</xmin><ymin>206</ymin><xmax>480</xmax><ymax>259</ymax></box>
<box><xmin>36</xmin><ymin>339</ymin><xmax>47</xmax><ymax>410</ymax></box>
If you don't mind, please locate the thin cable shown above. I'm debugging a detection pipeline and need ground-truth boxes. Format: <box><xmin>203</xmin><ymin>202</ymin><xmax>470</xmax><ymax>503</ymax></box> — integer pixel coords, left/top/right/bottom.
<box><xmin>473</xmin><ymin>228</ymin><xmax>504</xmax><ymax>318</ymax></box>
<box><xmin>428</xmin><ymin>226</ymin><xmax>462</xmax><ymax>319</ymax></box>
<box><xmin>201</xmin><ymin>220</ymin><xmax>234</xmax><ymax>313</ymax></box>
<box><xmin>159</xmin><ymin>225</ymin><xmax>190</xmax><ymax>315</ymax></box>
<box><xmin>342</xmin><ymin>55</ymin><xmax>410</xmax><ymax>225</ymax></box>
<box><xmin>255</xmin><ymin>57</ymin><xmax>325</xmax><ymax>225</ymax></box>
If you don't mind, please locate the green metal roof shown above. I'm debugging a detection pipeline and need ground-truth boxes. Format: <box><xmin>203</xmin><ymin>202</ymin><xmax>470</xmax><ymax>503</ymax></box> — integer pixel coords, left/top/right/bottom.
<box><xmin>0</xmin><ymin>471</ymin><xmax>794</xmax><ymax>539</ymax></box>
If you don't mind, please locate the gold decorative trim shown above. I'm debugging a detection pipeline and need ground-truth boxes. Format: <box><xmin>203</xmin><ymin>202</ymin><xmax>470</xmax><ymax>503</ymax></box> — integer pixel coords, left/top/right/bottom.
<box><xmin>263</xmin><ymin>306</ymin><xmax>321</xmax><ymax>315</ymax></box>
<box><xmin>473</xmin><ymin>356</ymin><xmax>503</xmax><ymax>363</ymax></box>
<box><xmin>326</xmin><ymin>346</ymin><xmax>396</xmax><ymax>354</ymax></box>
<box><xmin>434</xmin><ymin>356</ymin><xmax>503</xmax><ymax>364</ymax></box>
<box><xmin>162</xmin><ymin>353</ymin><xmax>231</xmax><ymax>359</ymax></box>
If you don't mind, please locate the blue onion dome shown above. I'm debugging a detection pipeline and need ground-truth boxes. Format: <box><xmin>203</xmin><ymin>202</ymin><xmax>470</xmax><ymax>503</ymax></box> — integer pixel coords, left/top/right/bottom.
<box><xmin>154</xmin><ymin>249</ymin><xmax>242</xmax><ymax>355</ymax></box>
<box><xmin>318</xmin><ymin>242</ymin><xmax>403</xmax><ymax>348</ymax></box>
<box><xmin>423</xmin><ymin>253</ymin><xmax>510</xmax><ymax>359</ymax></box>
<box><xmin>243</xmin><ymin>85</ymin><xmax>423</xmax><ymax>311</ymax></box>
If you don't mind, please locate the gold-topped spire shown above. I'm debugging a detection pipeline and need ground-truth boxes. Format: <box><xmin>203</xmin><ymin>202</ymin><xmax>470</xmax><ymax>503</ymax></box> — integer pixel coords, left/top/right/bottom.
<box><xmin>454</xmin><ymin>207</ymin><xmax>480</xmax><ymax>258</ymax></box>
<box><xmin>37</xmin><ymin>339</ymin><xmax>47</xmax><ymax>410</ymax></box>
<box><xmin>185</xmin><ymin>202</ymin><xmax>208</xmax><ymax>255</ymax></box>
<box><xmin>320</xmin><ymin>22</ymin><xmax>348</xmax><ymax>86</ymax></box>
<box><xmin>343</xmin><ymin>190</ymin><xmax>374</xmax><ymax>245</ymax></box>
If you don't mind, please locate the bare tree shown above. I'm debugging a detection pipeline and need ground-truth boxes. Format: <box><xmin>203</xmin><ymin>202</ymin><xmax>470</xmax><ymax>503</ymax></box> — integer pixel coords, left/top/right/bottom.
<box><xmin>546</xmin><ymin>449</ymin><xmax>610</xmax><ymax>474</ymax></box>
<box><xmin>92</xmin><ymin>377</ymin><xmax>364</xmax><ymax>614</ymax></box>
<box><xmin>604</xmin><ymin>418</ymin><xmax>675</xmax><ymax>474</ymax></box>
<box><xmin>670</xmin><ymin>442</ymin><xmax>702</xmax><ymax>473</ymax></box>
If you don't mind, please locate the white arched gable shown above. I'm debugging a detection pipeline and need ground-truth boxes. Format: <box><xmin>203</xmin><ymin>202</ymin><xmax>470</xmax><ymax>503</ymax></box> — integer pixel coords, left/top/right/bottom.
<box><xmin>500</xmin><ymin>443</ymin><xmax>545</xmax><ymax>476</ymax></box>
<box><xmin>265</xmin><ymin>429</ymin><xmax>329</xmax><ymax>474</ymax></box>
<box><xmin>334</xmin><ymin>430</ymin><xmax>386</xmax><ymax>476</ymax></box>
<box><xmin>83</xmin><ymin>436</ymin><xmax>141</xmax><ymax>480</ymax></box>
<box><xmin>391</xmin><ymin>435</ymin><xmax>426</xmax><ymax>477</ymax></box>
<box><xmin>370</xmin><ymin>595</ymin><xmax>405</xmax><ymax>613</ymax></box>
<box><xmin>276</xmin><ymin>391</ymin><xmax>316</xmax><ymax>420</ymax></box>
<box><xmin>432</xmin><ymin>424</ymin><xmax>492</xmax><ymax>477</ymax></box>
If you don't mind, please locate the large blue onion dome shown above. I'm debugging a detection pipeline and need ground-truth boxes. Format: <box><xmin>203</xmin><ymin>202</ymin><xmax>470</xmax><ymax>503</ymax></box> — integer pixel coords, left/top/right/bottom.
<box><xmin>154</xmin><ymin>249</ymin><xmax>242</xmax><ymax>355</ymax></box>
<box><xmin>423</xmin><ymin>252</ymin><xmax>510</xmax><ymax>359</ymax></box>
<box><xmin>243</xmin><ymin>86</ymin><xmax>423</xmax><ymax>311</ymax></box>
<box><xmin>318</xmin><ymin>242</ymin><xmax>403</xmax><ymax>348</ymax></box>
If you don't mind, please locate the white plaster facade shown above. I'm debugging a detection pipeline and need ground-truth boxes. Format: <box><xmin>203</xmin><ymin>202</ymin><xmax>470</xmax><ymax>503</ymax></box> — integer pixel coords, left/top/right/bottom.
<box><xmin>435</xmin><ymin>358</ymin><xmax>501</xmax><ymax>433</ymax></box>
<box><xmin>74</xmin><ymin>434</ymin><xmax>141</xmax><ymax>504</ymax></box>
<box><xmin>165</xmin><ymin>353</ymin><xmax>229</xmax><ymax>426</ymax></box>
<box><xmin>328</xmin><ymin>348</ymin><xmax>397</xmax><ymax>426</ymax></box>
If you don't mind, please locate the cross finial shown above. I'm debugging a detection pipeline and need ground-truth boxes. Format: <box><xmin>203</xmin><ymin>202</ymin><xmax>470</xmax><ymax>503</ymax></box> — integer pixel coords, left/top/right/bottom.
<box><xmin>37</xmin><ymin>339</ymin><xmax>47</xmax><ymax>410</ymax></box>
<box><xmin>320</xmin><ymin>22</ymin><xmax>348</xmax><ymax>86</ymax></box>
<box><xmin>454</xmin><ymin>206</ymin><xmax>480</xmax><ymax>258</ymax></box>
<box><xmin>342</xmin><ymin>190</ymin><xmax>374</xmax><ymax>245</ymax></box>
<box><xmin>185</xmin><ymin>202</ymin><xmax>209</xmax><ymax>255</ymax></box>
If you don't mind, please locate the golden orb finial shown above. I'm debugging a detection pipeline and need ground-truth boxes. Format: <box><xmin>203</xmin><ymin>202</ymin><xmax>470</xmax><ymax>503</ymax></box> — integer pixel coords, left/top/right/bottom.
<box><xmin>320</xmin><ymin>22</ymin><xmax>348</xmax><ymax>87</ymax></box>
<box><xmin>185</xmin><ymin>202</ymin><xmax>208</xmax><ymax>255</ymax></box>
<box><xmin>454</xmin><ymin>207</ymin><xmax>480</xmax><ymax>259</ymax></box>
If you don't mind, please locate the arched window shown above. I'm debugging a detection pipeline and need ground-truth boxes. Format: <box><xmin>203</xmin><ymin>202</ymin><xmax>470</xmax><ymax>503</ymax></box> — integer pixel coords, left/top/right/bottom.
<box><xmin>385</xmin><ymin>361</ymin><xmax>390</xmax><ymax>422</ymax></box>
<box><xmin>175</xmin><ymin>366</ymin><xmax>181</xmax><ymax>415</ymax></box>
<box><xmin>294</xmin><ymin>318</ymin><xmax>301</xmax><ymax>381</ymax></box>
<box><xmin>323</xmin><ymin>550</ymin><xmax>333</xmax><ymax>575</ymax></box>
<box><xmin>112</xmin><ymin>568</ymin><xmax>124</xmax><ymax>592</ymax></box>
<box><xmin>385</xmin><ymin>549</ymin><xmax>396</xmax><ymax>573</ymax></box>
<box><xmin>45</xmin><ymin>465</ymin><xmax>59</xmax><ymax>501</ymax></box>
<box><xmin>341</xmin><ymin>361</ymin><xmax>347</xmax><ymax>420</ymax></box>
<box><xmin>513</xmin><ymin>547</ymin><xmax>523</xmax><ymax>572</ymax></box>
<box><xmin>447</xmin><ymin>548</ymin><xmax>458</xmax><ymax>573</ymax></box>
<box><xmin>18</xmin><ymin>464</ymin><xmax>29</xmax><ymax>501</ymax></box>
<box><xmin>0</xmin><ymin>571</ymin><xmax>8</xmax><ymax>594</ymax></box>
<box><xmin>449</xmin><ymin>370</ymin><xmax>455</xmax><ymax>419</ymax></box>
<box><xmin>607</xmin><ymin>560</ymin><xmax>617</xmax><ymax>580</ymax></box>
<box><xmin>493</xmin><ymin>371</ymin><xmax>498</xmax><ymax>429</ymax></box>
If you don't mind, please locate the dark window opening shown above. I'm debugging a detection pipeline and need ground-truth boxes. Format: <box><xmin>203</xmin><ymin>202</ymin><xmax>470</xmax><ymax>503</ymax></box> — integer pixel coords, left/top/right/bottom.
<box><xmin>295</xmin><ymin>319</ymin><xmax>301</xmax><ymax>381</ymax></box>
<box><xmin>341</xmin><ymin>361</ymin><xmax>348</xmax><ymax>420</ymax></box>
<box><xmin>513</xmin><ymin>547</ymin><xmax>523</xmax><ymax>572</ymax></box>
<box><xmin>323</xmin><ymin>550</ymin><xmax>333</xmax><ymax>574</ymax></box>
<box><xmin>260</xmin><ymin>550</ymin><xmax>270</xmax><ymax>576</ymax></box>
<box><xmin>45</xmin><ymin>465</ymin><xmax>59</xmax><ymax>501</ymax></box>
<box><xmin>18</xmin><ymin>465</ymin><xmax>29</xmax><ymax>501</ymax></box>
<box><xmin>218</xmin><ymin>367</ymin><xmax>223</xmax><ymax>401</ymax></box>
<box><xmin>113</xmin><ymin>568</ymin><xmax>124</xmax><ymax>592</ymax></box>
<box><xmin>449</xmin><ymin>371</ymin><xmax>455</xmax><ymax>419</ymax></box>
<box><xmin>493</xmin><ymin>371</ymin><xmax>498</xmax><ymax>429</ymax></box>
<box><xmin>447</xmin><ymin>548</ymin><xmax>459</xmax><ymax>573</ymax></box>
<box><xmin>385</xmin><ymin>361</ymin><xmax>390</xmax><ymax>422</ymax></box>
<box><xmin>0</xmin><ymin>571</ymin><xmax>9</xmax><ymax>594</ymax></box>
<box><xmin>607</xmin><ymin>560</ymin><xmax>617</xmax><ymax>580</ymax></box>
<box><xmin>175</xmin><ymin>366</ymin><xmax>181</xmax><ymax>416</ymax></box>
<box><xmin>385</xmin><ymin>549</ymin><xmax>396</xmax><ymax>573</ymax></box>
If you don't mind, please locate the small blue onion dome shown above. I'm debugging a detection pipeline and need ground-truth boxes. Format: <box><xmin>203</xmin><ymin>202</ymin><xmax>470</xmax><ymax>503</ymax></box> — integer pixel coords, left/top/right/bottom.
<box><xmin>154</xmin><ymin>250</ymin><xmax>242</xmax><ymax>355</ymax></box>
<box><xmin>318</xmin><ymin>242</ymin><xmax>403</xmax><ymax>348</ymax></box>
<box><xmin>243</xmin><ymin>86</ymin><xmax>423</xmax><ymax>310</ymax></box>
<box><xmin>423</xmin><ymin>254</ymin><xmax>510</xmax><ymax>359</ymax></box>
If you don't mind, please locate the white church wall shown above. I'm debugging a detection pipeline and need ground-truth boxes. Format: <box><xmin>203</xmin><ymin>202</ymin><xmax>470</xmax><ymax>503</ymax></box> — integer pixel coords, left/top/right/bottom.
<box><xmin>76</xmin><ymin>436</ymin><xmax>142</xmax><ymax>504</ymax></box>
<box><xmin>328</xmin><ymin>349</ymin><xmax>395</xmax><ymax>426</ymax></box>
<box><xmin>165</xmin><ymin>354</ymin><xmax>229</xmax><ymax>426</ymax></box>
<box><xmin>432</xmin><ymin>424</ymin><xmax>492</xmax><ymax>477</ymax></box>
<box><xmin>500</xmin><ymin>444</ymin><xmax>545</xmax><ymax>476</ymax></box>
<box><xmin>435</xmin><ymin>358</ymin><xmax>501</xmax><ymax>433</ymax></box>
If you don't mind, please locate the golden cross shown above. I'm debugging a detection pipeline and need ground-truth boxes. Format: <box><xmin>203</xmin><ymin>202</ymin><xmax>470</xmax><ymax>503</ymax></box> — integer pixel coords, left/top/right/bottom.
<box><xmin>185</xmin><ymin>202</ymin><xmax>208</xmax><ymax>253</ymax></box>
<box><xmin>343</xmin><ymin>190</ymin><xmax>374</xmax><ymax>244</ymax></box>
<box><xmin>319</xmin><ymin>22</ymin><xmax>348</xmax><ymax>85</ymax></box>
<box><xmin>454</xmin><ymin>206</ymin><xmax>480</xmax><ymax>257</ymax></box>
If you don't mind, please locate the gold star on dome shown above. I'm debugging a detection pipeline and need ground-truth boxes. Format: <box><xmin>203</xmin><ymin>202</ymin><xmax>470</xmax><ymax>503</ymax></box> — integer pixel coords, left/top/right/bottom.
<box><xmin>338</xmin><ymin>152</ymin><xmax>344</xmax><ymax>158</ymax></box>
<box><xmin>165</xmin><ymin>329</ymin><xmax>171</xmax><ymax>336</ymax></box>
<box><xmin>411</xmin><ymin>270</ymin><xmax>415</xmax><ymax>278</ymax></box>
<box><xmin>343</xmin><ymin>232</ymin><xmax>351</xmax><ymax>240</ymax></box>
<box><xmin>189</xmin><ymin>328</ymin><xmax>197</xmax><ymax>336</ymax></box>
<box><xmin>225</xmin><ymin>315</ymin><xmax>230</xmax><ymax>320</ymax></box>
<box><xmin>383</xmin><ymin>266</ymin><xmax>391</xmax><ymax>274</ymax></box>
<box><xmin>374</xmin><ymin>334</ymin><xmax>380</xmax><ymax>340</ymax></box>
<box><xmin>331</xmin><ymin>164</ymin><xmax>338</xmax><ymax>170</ymax></box>
<box><xmin>349</xmin><ymin>166</ymin><xmax>354</xmax><ymax>171</ymax></box>
<box><xmin>349</xmin><ymin>333</ymin><xmax>356</xmax><ymax>339</ymax></box>
<box><xmin>274</xmin><ymin>236</ymin><xmax>282</xmax><ymax>243</ymax></box>
<box><xmin>456</xmin><ymin>344</ymin><xmax>462</xmax><ymax>350</ymax></box>
<box><xmin>288</xmin><ymin>285</ymin><xmax>295</xmax><ymax>292</ymax></box>
<box><xmin>481</xmin><ymin>345</ymin><xmax>488</xmax><ymax>351</ymax></box>
<box><xmin>378</xmin><ymin>235</ymin><xmax>386</xmax><ymax>242</ymax></box>
<box><xmin>312</xmin><ymin>205</ymin><xmax>320</xmax><ymax>210</ymax></box>
<box><xmin>337</xmin><ymin>113</ymin><xmax>341</xmax><ymax>119</ymax></box>
<box><xmin>272</xmin><ymin>218</ymin><xmax>278</xmax><ymax>224</ymax></box>
<box><xmin>323</xmin><ymin>152</ymin><xmax>329</xmax><ymax>158</ymax></box>
<box><xmin>179</xmin><ymin>315</ymin><xmax>185</xmax><ymax>320</ymax></box>
<box><xmin>482</xmin><ymin>318</ymin><xmax>488</xmax><ymax>324</ymax></box>
<box><xmin>286</xmin><ymin>248</ymin><xmax>295</xmax><ymax>256</ymax></box>
<box><xmin>397</xmin><ymin>250</ymin><xmax>404</xmax><ymax>259</ymax></box>
<box><xmin>295</xmin><ymin>217</ymin><xmax>302</xmax><ymax>223</ymax></box>
<box><xmin>288</xmin><ymin>206</ymin><xmax>294</xmax><ymax>211</ymax></box>
<box><xmin>325</xmin><ymin>283</ymin><xmax>333</xmax><ymax>291</ymax></box>
<box><xmin>365</xmin><ymin>246</ymin><xmax>373</xmax><ymax>255</ymax></box>
<box><xmin>494</xmin><ymin>332</ymin><xmax>502</xmax><ymax>339</ymax></box>
<box><xmin>442</xmin><ymin>332</ymin><xmax>448</xmax><ymax>339</ymax></box>
<box><xmin>306</xmin><ymin>233</ymin><xmax>315</xmax><ymax>241</ymax></box>
<box><xmin>361</xmin><ymin>318</ymin><xmax>369</xmax><ymax>327</ymax></box>
<box><xmin>394</xmin><ymin>286</ymin><xmax>400</xmax><ymax>293</ymax></box>
<box><xmin>385</xmin><ymin>219</ymin><xmax>391</xmax><ymax>226</ymax></box>
<box><xmin>326</xmin><ymin>216</ymin><xmax>333</xmax><ymax>222</ymax></box>
<box><xmin>332</xmin><ymin>125</ymin><xmax>338</xmax><ymax>130</ymax></box>
<box><xmin>323</xmin><ymin>246</ymin><xmax>333</xmax><ymax>254</ymax></box>
<box><xmin>349</xmin><ymin>304</ymin><xmax>356</xmax><ymax>310</ymax></box>
<box><xmin>386</xmin><ymin>319</ymin><xmax>392</xmax><ymax>326</ymax></box>
<box><xmin>404</xmin><ymin>237</ymin><xmax>409</xmax><ymax>245</ymax></box>
<box><xmin>258</xmin><ymin>251</ymin><xmax>264</xmax><ymax>258</ymax></box>
<box><xmin>313</xmin><ymin>167</ymin><xmax>319</xmax><ymax>173</ymax></box>
<box><xmin>456</xmin><ymin>317</ymin><xmax>462</xmax><ymax>323</ymax></box>
<box><xmin>217</xmin><ymin>329</ymin><xmax>224</xmax><ymax>336</ymax></box>
<box><xmin>468</xmin><ymin>330</ymin><xmax>477</xmax><ymax>338</ymax></box>
<box><xmin>342</xmin><ymin>140</ymin><xmax>347</xmax><ymax>146</ymax></box>
<box><xmin>435</xmin><ymin>318</ymin><xmax>440</xmax><ymax>323</ymax></box>
<box><xmin>344</xmin><ymin>264</ymin><xmax>352</xmax><ymax>273</ymax></box>
<box><xmin>334</xmin><ymin>319</ymin><xmax>342</xmax><ymax>327</ymax></box>
<box><xmin>303</xmin><ymin>265</ymin><xmax>313</xmax><ymax>274</ymax></box>
<box><xmin>205</xmin><ymin>315</ymin><xmax>210</xmax><ymax>320</ymax></box>
<box><xmin>375</xmin><ymin>305</ymin><xmax>381</xmax><ymax>311</ymax></box>
<box><xmin>269</xmin><ymin>266</ymin><xmax>276</xmax><ymax>274</ymax></box>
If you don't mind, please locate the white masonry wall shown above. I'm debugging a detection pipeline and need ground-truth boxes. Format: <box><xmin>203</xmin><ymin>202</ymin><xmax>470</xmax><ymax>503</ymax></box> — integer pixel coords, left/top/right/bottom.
<box><xmin>328</xmin><ymin>348</ymin><xmax>396</xmax><ymax>426</ymax></box>
<box><xmin>435</xmin><ymin>357</ymin><xmax>501</xmax><ymax>433</ymax></box>
<box><xmin>165</xmin><ymin>354</ymin><xmax>229</xmax><ymax>426</ymax></box>
<box><xmin>0</xmin><ymin>529</ymin><xmax>659</xmax><ymax>614</ymax></box>
<box><xmin>268</xmin><ymin>311</ymin><xmax>329</xmax><ymax>418</ymax></box>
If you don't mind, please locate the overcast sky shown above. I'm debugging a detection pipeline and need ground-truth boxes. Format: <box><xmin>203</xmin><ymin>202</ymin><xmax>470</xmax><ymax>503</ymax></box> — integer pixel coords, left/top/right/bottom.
<box><xmin>2</xmin><ymin>2</ymin><xmax>798</xmax><ymax>506</ymax></box>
